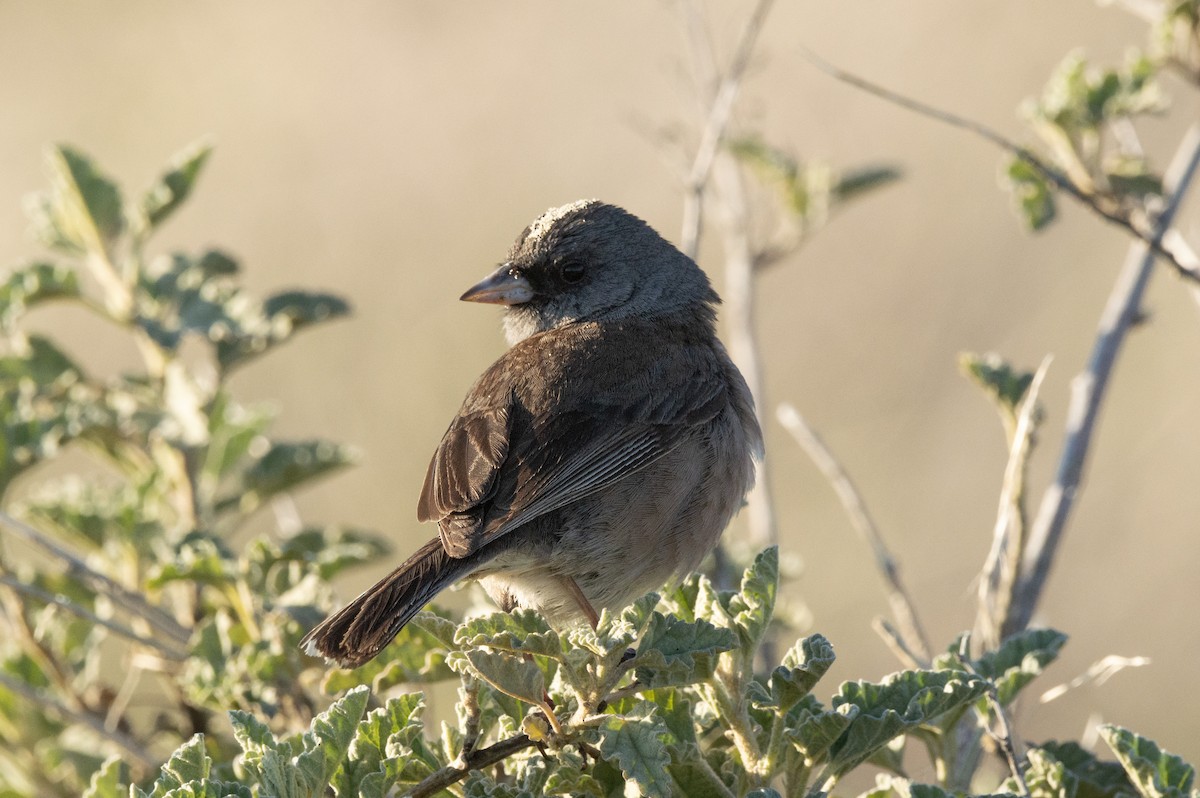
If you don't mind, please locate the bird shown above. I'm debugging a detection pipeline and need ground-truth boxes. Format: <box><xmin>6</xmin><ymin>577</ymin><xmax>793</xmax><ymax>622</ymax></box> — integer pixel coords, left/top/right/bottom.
<box><xmin>301</xmin><ymin>199</ymin><xmax>762</xmax><ymax>668</ymax></box>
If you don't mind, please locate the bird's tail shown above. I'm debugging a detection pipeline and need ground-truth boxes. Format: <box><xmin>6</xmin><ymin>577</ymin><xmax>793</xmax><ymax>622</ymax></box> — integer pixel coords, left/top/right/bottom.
<box><xmin>300</xmin><ymin>537</ymin><xmax>482</xmax><ymax>668</ymax></box>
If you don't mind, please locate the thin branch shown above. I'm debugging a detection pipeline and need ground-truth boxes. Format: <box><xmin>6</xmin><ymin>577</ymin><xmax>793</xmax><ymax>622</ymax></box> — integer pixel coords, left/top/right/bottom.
<box><xmin>796</xmin><ymin>46</ymin><xmax>1200</xmax><ymax>284</ymax></box>
<box><xmin>976</xmin><ymin>356</ymin><xmax>1052</xmax><ymax>649</ymax></box>
<box><xmin>405</xmin><ymin>734</ymin><xmax>534</xmax><ymax>798</ymax></box>
<box><xmin>1160</xmin><ymin>229</ymin><xmax>1200</xmax><ymax>311</ymax></box>
<box><xmin>680</xmin><ymin>0</ymin><xmax>782</xmax><ymax>564</ymax></box>
<box><xmin>1040</xmin><ymin>653</ymin><xmax>1152</xmax><ymax>704</ymax></box>
<box><xmin>778</xmin><ymin>403</ymin><xmax>931</xmax><ymax>663</ymax></box>
<box><xmin>0</xmin><ymin>511</ymin><xmax>190</xmax><ymax>644</ymax></box>
<box><xmin>984</xmin><ymin>691</ymin><xmax>1029</xmax><ymax>796</ymax></box>
<box><xmin>957</xmin><ymin>635</ymin><xmax>1029</xmax><ymax>796</ymax></box>
<box><xmin>0</xmin><ymin>672</ymin><xmax>157</xmax><ymax>773</ymax></box>
<box><xmin>679</xmin><ymin>0</ymin><xmax>775</xmax><ymax>260</ymax></box>
<box><xmin>0</xmin><ymin>574</ymin><xmax>186</xmax><ymax>660</ymax></box>
<box><xmin>871</xmin><ymin>617</ymin><xmax>924</xmax><ymax>670</ymax></box>
<box><xmin>1011</xmin><ymin>124</ymin><xmax>1200</xmax><ymax>632</ymax></box>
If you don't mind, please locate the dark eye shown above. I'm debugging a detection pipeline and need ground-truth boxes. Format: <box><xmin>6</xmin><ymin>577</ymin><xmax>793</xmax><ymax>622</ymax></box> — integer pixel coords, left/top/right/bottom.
<box><xmin>560</xmin><ymin>261</ymin><xmax>586</xmax><ymax>284</ymax></box>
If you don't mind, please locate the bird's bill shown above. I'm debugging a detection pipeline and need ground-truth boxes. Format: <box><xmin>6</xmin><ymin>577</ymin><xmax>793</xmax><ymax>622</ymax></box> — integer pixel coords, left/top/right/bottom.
<box><xmin>460</xmin><ymin>263</ymin><xmax>534</xmax><ymax>305</ymax></box>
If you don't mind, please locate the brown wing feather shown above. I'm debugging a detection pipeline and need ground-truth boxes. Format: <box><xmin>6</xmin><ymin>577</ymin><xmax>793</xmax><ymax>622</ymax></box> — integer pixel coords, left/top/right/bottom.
<box><xmin>417</xmin><ymin>320</ymin><xmax>729</xmax><ymax>560</ymax></box>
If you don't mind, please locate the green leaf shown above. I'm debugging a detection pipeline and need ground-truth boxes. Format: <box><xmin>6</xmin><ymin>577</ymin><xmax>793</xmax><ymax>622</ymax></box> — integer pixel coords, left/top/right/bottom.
<box><xmin>1099</xmin><ymin>725</ymin><xmax>1195</xmax><ymax>798</ymax></box>
<box><xmin>859</xmin><ymin>774</ymin><xmax>1020</xmax><ymax>798</ymax></box>
<box><xmin>148</xmin><ymin>531</ymin><xmax>236</xmax><ymax>589</ymax></box>
<box><xmin>633</xmin><ymin>612</ymin><xmax>736</xmax><ymax>688</ymax></box>
<box><xmin>142</xmin><ymin>735</ymin><xmax>211</xmax><ymax>798</ymax></box>
<box><xmin>216</xmin><ymin>290</ymin><xmax>350</xmax><ymax>372</ymax></box>
<box><xmin>303</xmin><ymin>685</ymin><xmax>370</xmax><ymax>788</ymax></box>
<box><xmin>332</xmin><ymin>693</ymin><xmax>426</xmax><ymax>798</ymax></box>
<box><xmin>456</xmin><ymin>608</ymin><xmax>563</xmax><ymax>659</ymax></box>
<box><xmin>1036</xmin><ymin>741</ymin><xmax>1137</xmax><ymax>798</ymax></box>
<box><xmin>787</xmin><ymin>696</ymin><xmax>857</xmax><ymax>762</ymax></box>
<box><xmin>141</xmin><ymin>142</ymin><xmax>212</xmax><ymax>231</ymax></box>
<box><xmin>726</xmin><ymin>546</ymin><xmax>778</xmax><ymax>656</ymax></box>
<box><xmin>157</xmin><ymin>782</ymin><xmax>253</xmax><ymax>798</ymax></box>
<box><xmin>973</xmin><ymin>628</ymin><xmax>1068</xmax><ymax>706</ymax></box>
<box><xmin>1006</xmin><ymin>157</ymin><xmax>1057</xmax><ymax>231</ymax></box>
<box><xmin>223</xmin><ymin>439</ymin><xmax>357</xmax><ymax>513</ymax></box>
<box><xmin>598</xmin><ymin>702</ymin><xmax>674</xmax><ymax>798</ymax></box>
<box><xmin>960</xmin><ymin>352</ymin><xmax>1036</xmax><ymax>423</ymax></box>
<box><xmin>827</xmin><ymin>669</ymin><xmax>989</xmax><ymax>778</ymax></box>
<box><xmin>465</xmin><ymin>649</ymin><xmax>547</xmax><ymax>707</ymax></box>
<box><xmin>763</xmin><ymin>634</ymin><xmax>836</xmax><ymax>712</ymax></box>
<box><xmin>0</xmin><ymin>335</ymin><xmax>83</xmax><ymax>386</ymax></box>
<box><xmin>82</xmin><ymin>757</ymin><xmax>122</xmax><ymax>798</ymax></box>
<box><xmin>0</xmin><ymin>262</ymin><xmax>81</xmax><ymax>331</ymax></box>
<box><xmin>1015</xmin><ymin>748</ymin><xmax>1080</xmax><ymax>798</ymax></box>
<box><xmin>234</xmin><ymin>687</ymin><xmax>369</xmax><ymax>798</ymax></box>
<box><xmin>28</xmin><ymin>145</ymin><xmax>125</xmax><ymax>255</ymax></box>
<box><xmin>832</xmin><ymin>165</ymin><xmax>903</xmax><ymax>203</ymax></box>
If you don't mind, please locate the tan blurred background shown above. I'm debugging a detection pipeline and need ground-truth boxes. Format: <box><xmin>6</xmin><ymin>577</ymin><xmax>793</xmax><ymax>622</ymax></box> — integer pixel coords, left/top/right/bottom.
<box><xmin>2</xmin><ymin>1</ymin><xmax>1198</xmax><ymax>764</ymax></box>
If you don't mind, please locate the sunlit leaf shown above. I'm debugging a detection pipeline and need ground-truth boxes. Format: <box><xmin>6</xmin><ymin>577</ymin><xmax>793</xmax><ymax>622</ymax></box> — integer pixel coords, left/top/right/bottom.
<box><xmin>598</xmin><ymin>702</ymin><xmax>674</xmax><ymax>798</ymax></box>
<box><xmin>141</xmin><ymin>142</ymin><xmax>212</xmax><ymax>231</ymax></box>
<box><xmin>1099</xmin><ymin>725</ymin><xmax>1195</xmax><ymax>798</ymax></box>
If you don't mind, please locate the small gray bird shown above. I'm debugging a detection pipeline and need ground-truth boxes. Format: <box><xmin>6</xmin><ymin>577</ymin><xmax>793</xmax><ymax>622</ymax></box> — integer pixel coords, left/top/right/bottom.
<box><xmin>302</xmin><ymin>199</ymin><xmax>761</xmax><ymax>668</ymax></box>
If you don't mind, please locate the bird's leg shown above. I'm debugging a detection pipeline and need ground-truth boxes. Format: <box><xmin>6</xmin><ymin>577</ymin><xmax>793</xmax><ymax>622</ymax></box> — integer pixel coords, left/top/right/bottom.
<box><xmin>560</xmin><ymin>575</ymin><xmax>600</xmax><ymax>629</ymax></box>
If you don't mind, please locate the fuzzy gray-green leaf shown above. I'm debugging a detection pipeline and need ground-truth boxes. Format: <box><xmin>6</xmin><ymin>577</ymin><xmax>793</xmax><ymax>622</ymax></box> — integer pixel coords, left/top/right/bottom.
<box><xmin>828</xmin><ymin>670</ymin><xmax>989</xmax><ymax>778</ymax></box>
<box><xmin>599</xmin><ymin>703</ymin><xmax>674</xmax><ymax>798</ymax></box>
<box><xmin>973</xmin><ymin>628</ymin><xmax>1068</xmax><ymax>706</ymax></box>
<box><xmin>29</xmin><ymin>145</ymin><xmax>125</xmax><ymax>255</ymax></box>
<box><xmin>465</xmin><ymin>649</ymin><xmax>546</xmax><ymax>706</ymax></box>
<box><xmin>1099</xmin><ymin>725</ymin><xmax>1195</xmax><ymax>798</ymax></box>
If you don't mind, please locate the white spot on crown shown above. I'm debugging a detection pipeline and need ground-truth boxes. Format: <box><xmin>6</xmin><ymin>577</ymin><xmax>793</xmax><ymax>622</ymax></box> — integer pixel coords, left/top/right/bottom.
<box><xmin>525</xmin><ymin>199</ymin><xmax>601</xmax><ymax>244</ymax></box>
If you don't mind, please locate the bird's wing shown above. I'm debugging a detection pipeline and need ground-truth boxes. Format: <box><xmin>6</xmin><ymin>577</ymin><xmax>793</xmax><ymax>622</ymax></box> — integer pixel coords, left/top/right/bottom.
<box><xmin>416</xmin><ymin>353</ymin><xmax>727</xmax><ymax>558</ymax></box>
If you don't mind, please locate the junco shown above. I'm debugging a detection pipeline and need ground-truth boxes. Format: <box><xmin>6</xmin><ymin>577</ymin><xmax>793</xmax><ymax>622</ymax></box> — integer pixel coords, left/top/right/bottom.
<box><xmin>302</xmin><ymin>200</ymin><xmax>761</xmax><ymax>668</ymax></box>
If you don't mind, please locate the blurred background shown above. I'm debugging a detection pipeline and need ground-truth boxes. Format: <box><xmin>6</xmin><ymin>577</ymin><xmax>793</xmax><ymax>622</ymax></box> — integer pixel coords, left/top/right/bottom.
<box><xmin>1</xmin><ymin>0</ymin><xmax>1197</xmax><ymax>763</ymax></box>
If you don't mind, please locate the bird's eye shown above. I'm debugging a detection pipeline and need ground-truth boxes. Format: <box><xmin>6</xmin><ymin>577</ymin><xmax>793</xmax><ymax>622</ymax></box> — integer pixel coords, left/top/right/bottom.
<box><xmin>560</xmin><ymin>261</ymin><xmax>586</xmax><ymax>284</ymax></box>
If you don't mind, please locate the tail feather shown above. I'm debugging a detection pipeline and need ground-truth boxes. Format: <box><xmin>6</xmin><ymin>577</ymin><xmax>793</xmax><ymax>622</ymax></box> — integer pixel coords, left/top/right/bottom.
<box><xmin>300</xmin><ymin>537</ymin><xmax>479</xmax><ymax>668</ymax></box>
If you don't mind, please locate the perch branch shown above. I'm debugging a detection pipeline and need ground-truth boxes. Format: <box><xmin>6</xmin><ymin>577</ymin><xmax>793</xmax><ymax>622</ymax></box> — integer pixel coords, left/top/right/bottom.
<box><xmin>405</xmin><ymin>734</ymin><xmax>535</xmax><ymax>798</ymax></box>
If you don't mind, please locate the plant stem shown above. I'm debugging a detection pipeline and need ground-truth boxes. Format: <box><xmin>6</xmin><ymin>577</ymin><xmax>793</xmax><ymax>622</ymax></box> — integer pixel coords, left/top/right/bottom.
<box><xmin>778</xmin><ymin>403</ymin><xmax>931</xmax><ymax>663</ymax></box>
<box><xmin>405</xmin><ymin>734</ymin><xmax>534</xmax><ymax>798</ymax></box>
<box><xmin>797</xmin><ymin>47</ymin><xmax>1200</xmax><ymax>283</ymax></box>
<box><xmin>1011</xmin><ymin>124</ymin><xmax>1200</xmax><ymax>633</ymax></box>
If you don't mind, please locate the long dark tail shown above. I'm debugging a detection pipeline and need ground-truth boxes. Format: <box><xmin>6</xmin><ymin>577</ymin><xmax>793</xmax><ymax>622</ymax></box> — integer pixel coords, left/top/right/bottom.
<box><xmin>300</xmin><ymin>537</ymin><xmax>483</xmax><ymax>668</ymax></box>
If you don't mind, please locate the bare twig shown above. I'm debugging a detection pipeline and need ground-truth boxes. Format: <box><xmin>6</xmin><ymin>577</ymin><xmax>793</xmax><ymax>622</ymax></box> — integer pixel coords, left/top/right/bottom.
<box><xmin>679</xmin><ymin>0</ymin><xmax>775</xmax><ymax>261</ymax></box>
<box><xmin>1011</xmin><ymin>125</ymin><xmax>1200</xmax><ymax>633</ymax></box>
<box><xmin>871</xmin><ymin>617</ymin><xmax>924</xmax><ymax>670</ymax></box>
<box><xmin>1161</xmin><ymin>229</ymin><xmax>1200</xmax><ymax>311</ymax></box>
<box><xmin>976</xmin><ymin>357</ymin><xmax>1052</xmax><ymax>649</ymax></box>
<box><xmin>0</xmin><ymin>672</ymin><xmax>156</xmax><ymax>773</ymax></box>
<box><xmin>680</xmin><ymin>0</ymin><xmax>782</xmax><ymax>561</ymax></box>
<box><xmin>1039</xmin><ymin>654</ymin><xmax>1152</xmax><ymax>704</ymax></box>
<box><xmin>0</xmin><ymin>574</ymin><xmax>186</xmax><ymax>660</ymax></box>
<box><xmin>796</xmin><ymin>46</ymin><xmax>1200</xmax><ymax>284</ymax></box>
<box><xmin>957</xmin><ymin>635</ymin><xmax>1029</xmax><ymax>796</ymax></box>
<box><xmin>405</xmin><ymin>733</ymin><xmax>534</xmax><ymax>798</ymax></box>
<box><xmin>0</xmin><ymin>511</ymin><xmax>190</xmax><ymax>644</ymax></box>
<box><xmin>778</xmin><ymin>403</ymin><xmax>931</xmax><ymax>663</ymax></box>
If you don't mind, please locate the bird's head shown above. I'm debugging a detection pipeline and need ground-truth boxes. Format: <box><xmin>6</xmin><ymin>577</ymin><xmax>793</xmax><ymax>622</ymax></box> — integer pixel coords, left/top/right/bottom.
<box><xmin>461</xmin><ymin>200</ymin><xmax>719</xmax><ymax>345</ymax></box>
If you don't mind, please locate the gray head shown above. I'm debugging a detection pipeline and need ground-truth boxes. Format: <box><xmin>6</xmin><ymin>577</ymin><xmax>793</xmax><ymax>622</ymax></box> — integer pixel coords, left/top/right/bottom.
<box><xmin>460</xmin><ymin>200</ymin><xmax>719</xmax><ymax>345</ymax></box>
